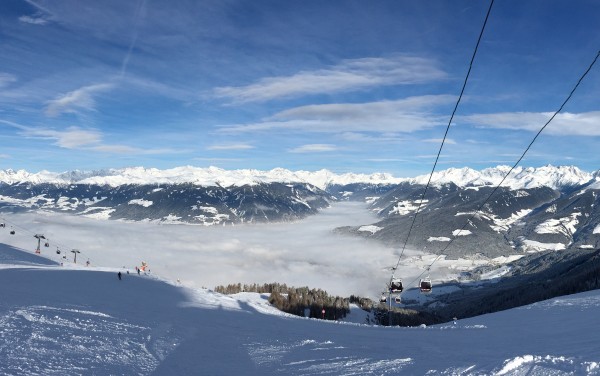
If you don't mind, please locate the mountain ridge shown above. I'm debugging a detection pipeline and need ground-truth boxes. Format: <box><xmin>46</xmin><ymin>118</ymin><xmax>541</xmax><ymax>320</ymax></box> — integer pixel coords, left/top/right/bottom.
<box><xmin>0</xmin><ymin>164</ymin><xmax>595</xmax><ymax>190</ymax></box>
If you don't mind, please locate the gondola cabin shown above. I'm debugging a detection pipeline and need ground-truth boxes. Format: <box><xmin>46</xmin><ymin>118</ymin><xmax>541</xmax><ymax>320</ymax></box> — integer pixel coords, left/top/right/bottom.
<box><xmin>394</xmin><ymin>296</ymin><xmax>401</xmax><ymax>304</ymax></box>
<box><xmin>10</xmin><ymin>230</ymin><xmax>15</xmax><ymax>235</ymax></box>
<box><xmin>420</xmin><ymin>278</ymin><xmax>432</xmax><ymax>293</ymax></box>
<box><xmin>380</xmin><ymin>294</ymin><xmax>387</xmax><ymax>303</ymax></box>
<box><xmin>390</xmin><ymin>277</ymin><xmax>403</xmax><ymax>293</ymax></box>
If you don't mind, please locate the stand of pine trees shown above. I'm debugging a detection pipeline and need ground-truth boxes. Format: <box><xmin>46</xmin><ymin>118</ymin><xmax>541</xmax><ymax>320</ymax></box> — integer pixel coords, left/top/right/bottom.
<box><xmin>214</xmin><ymin>282</ymin><xmax>351</xmax><ymax>320</ymax></box>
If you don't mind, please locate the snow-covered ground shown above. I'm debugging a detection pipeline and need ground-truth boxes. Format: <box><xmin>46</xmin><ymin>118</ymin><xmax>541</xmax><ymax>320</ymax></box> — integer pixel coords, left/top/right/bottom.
<box><xmin>1</xmin><ymin>244</ymin><xmax>599</xmax><ymax>375</ymax></box>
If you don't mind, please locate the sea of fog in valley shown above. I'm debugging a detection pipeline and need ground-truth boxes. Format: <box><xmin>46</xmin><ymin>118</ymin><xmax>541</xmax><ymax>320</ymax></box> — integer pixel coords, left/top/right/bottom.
<box><xmin>2</xmin><ymin>202</ymin><xmax>474</xmax><ymax>297</ymax></box>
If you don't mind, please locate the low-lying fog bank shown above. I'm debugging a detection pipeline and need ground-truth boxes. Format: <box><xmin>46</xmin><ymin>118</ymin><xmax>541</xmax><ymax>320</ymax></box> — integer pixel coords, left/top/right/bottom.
<box><xmin>2</xmin><ymin>202</ymin><xmax>468</xmax><ymax>297</ymax></box>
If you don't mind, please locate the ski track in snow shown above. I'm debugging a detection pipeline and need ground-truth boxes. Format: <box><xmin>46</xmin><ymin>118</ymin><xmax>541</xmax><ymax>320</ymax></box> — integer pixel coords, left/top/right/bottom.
<box><xmin>245</xmin><ymin>338</ymin><xmax>413</xmax><ymax>375</ymax></box>
<box><xmin>0</xmin><ymin>305</ymin><xmax>178</xmax><ymax>376</ymax></box>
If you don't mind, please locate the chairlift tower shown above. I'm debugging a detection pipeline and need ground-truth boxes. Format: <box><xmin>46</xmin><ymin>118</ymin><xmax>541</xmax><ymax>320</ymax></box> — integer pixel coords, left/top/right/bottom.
<box><xmin>71</xmin><ymin>249</ymin><xmax>81</xmax><ymax>263</ymax></box>
<box><xmin>34</xmin><ymin>234</ymin><xmax>46</xmax><ymax>254</ymax></box>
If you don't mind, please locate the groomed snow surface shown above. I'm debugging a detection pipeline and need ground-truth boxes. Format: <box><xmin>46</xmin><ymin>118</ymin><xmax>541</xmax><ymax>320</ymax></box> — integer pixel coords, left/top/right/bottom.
<box><xmin>1</xmin><ymin>244</ymin><xmax>599</xmax><ymax>375</ymax></box>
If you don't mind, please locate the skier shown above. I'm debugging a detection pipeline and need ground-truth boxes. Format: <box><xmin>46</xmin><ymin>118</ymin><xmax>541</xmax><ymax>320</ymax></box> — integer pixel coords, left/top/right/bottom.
<box><xmin>118</xmin><ymin>271</ymin><xmax>122</xmax><ymax>280</ymax></box>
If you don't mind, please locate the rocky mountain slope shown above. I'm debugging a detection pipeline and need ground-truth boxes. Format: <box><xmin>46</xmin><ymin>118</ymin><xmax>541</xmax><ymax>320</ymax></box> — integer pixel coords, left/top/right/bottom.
<box><xmin>0</xmin><ymin>181</ymin><xmax>331</xmax><ymax>225</ymax></box>
<box><xmin>335</xmin><ymin>166</ymin><xmax>600</xmax><ymax>258</ymax></box>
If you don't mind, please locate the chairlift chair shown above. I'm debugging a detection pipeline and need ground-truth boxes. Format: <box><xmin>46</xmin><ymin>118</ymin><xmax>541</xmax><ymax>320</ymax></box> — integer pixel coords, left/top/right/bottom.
<box><xmin>10</xmin><ymin>229</ymin><xmax>15</xmax><ymax>235</ymax></box>
<box><xmin>420</xmin><ymin>277</ymin><xmax>432</xmax><ymax>294</ymax></box>
<box><xmin>394</xmin><ymin>296</ymin><xmax>401</xmax><ymax>304</ymax></box>
<box><xmin>0</xmin><ymin>223</ymin><xmax>5</xmax><ymax>228</ymax></box>
<box><xmin>45</xmin><ymin>242</ymin><xmax>50</xmax><ymax>247</ymax></box>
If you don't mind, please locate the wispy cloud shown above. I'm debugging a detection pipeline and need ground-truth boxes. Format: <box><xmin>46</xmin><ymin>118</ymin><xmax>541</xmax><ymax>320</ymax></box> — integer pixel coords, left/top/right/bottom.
<box><xmin>45</xmin><ymin>83</ymin><xmax>114</xmax><ymax>117</ymax></box>
<box><xmin>90</xmin><ymin>144</ymin><xmax>176</xmax><ymax>155</ymax></box>
<box><xmin>464</xmin><ymin>139</ymin><xmax>488</xmax><ymax>144</ymax></box>
<box><xmin>289</xmin><ymin>144</ymin><xmax>337</xmax><ymax>153</ymax></box>
<box><xmin>219</xmin><ymin>95</ymin><xmax>455</xmax><ymax>134</ymax></box>
<box><xmin>462</xmin><ymin>111</ymin><xmax>600</xmax><ymax>136</ymax></box>
<box><xmin>23</xmin><ymin>0</ymin><xmax>53</xmax><ymax>15</ymax></box>
<box><xmin>423</xmin><ymin>138</ymin><xmax>456</xmax><ymax>145</ymax></box>
<box><xmin>366</xmin><ymin>158</ymin><xmax>408</xmax><ymax>162</ymax></box>
<box><xmin>192</xmin><ymin>157</ymin><xmax>245</xmax><ymax>163</ymax></box>
<box><xmin>18</xmin><ymin>14</ymin><xmax>49</xmax><ymax>25</ymax></box>
<box><xmin>20</xmin><ymin>0</ymin><xmax>53</xmax><ymax>25</ymax></box>
<box><xmin>0</xmin><ymin>73</ymin><xmax>17</xmax><ymax>88</ymax></box>
<box><xmin>119</xmin><ymin>0</ymin><xmax>147</xmax><ymax>78</ymax></box>
<box><xmin>0</xmin><ymin>119</ymin><xmax>30</xmax><ymax>131</ymax></box>
<box><xmin>122</xmin><ymin>75</ymin><xmax>196</xmax><ymax>103</ymax></box>
<box><xmin>207</xmin><ymin>143</ymin><xmax>255</xmax><ymax>151</ymax></box>
<box><xmin>339</xmin><ymin>132</ymin><xmax>407</xmax><ymax>143</ymax></box>
<box><xmin>1</xmin><ymin>120</ymin><xmax>173</xmax><ymax>155</ymax></box>
<box><xmin>23</xmin><ymin>126</ymin><xmax>103</xmax><ymax>148</ymax></box>
<box><xmin>214</xmin><ymin>56</ymin><xmax>447</xmax><ymax>103</ymax></box>
<box><xmin>88</xmin><ymin>144</ymin><xmax>142</xmax><ymax>154</ymax></box>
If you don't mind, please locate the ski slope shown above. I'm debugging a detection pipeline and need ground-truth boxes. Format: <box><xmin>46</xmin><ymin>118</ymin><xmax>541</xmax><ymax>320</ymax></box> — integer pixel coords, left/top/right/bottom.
<box><xmin>1</xmin><ymin>243</ymin><xmax>599</xmax><ymax>375</ymax></box>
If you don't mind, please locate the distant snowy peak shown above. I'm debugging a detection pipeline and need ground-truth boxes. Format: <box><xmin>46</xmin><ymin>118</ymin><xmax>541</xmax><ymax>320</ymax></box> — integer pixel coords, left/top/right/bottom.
<box><xmin>411</xmin><ymin>165</ymin><xmax>593</xmax><ymax>190</ymax></box>
<box><xmin>0</xmin><ymin>166</ymin><xmax>405</xmax><ymax>189</ymax></box>
<box><xmin>294</xmin><ymin>170</ymin><xmax>402</xmax><ymax>190</ymax></box>
<box><xmin>0</xmin><ymin>165</ymin><xmax>594</xmax><ymax>190</ymax></box>
<box><xmin>0</xmin><ymin>169</ymin><xmax>65</xmax><ymax>185</ymax></box>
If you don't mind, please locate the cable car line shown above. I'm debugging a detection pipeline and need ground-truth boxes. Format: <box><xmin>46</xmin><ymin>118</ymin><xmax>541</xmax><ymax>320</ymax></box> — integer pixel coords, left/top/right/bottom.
<box><xmin>393</xmin><ymin>0</ymin><xmax>495</xmax><ymax>271</ymax></box>
<box><xmin>386</xmin><ymin>0</ymin><xmax>495</xmax><ymax>300</ymax></box>
<box><xmin>400</xmin><ymin>49</ymin><xmax>600</xmax><ymax>298</ymax></box>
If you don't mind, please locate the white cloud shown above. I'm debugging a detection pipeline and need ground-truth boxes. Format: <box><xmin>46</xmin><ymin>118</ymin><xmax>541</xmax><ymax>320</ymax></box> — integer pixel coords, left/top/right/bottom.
<box><xmin>89</xmin><ymin>144</ymin><xmax>179</xmax><ymax>155</ymax></box>
<box><xmin>423</xmin><ymin>138</ymin><xmax>456</xmax><ymax>145</ymax></box>
<box><xmin>89</xmin><ymin>144</ymin><xmax>177</xmax><ymax>155</ymax></box>
<box><xmin>90</xmin><ymin>144</ymin><xmax>141</xmax><ymax>154</ymax></box>
<box><xmin>18</xmin><ymin>15</ymin><xmax>49</xmax><ymax>25</ymax></box>
<box><xmin>366</xmin><ymin>158</ymin><xmax>408</xmax><ymax>162</ymax></box>
<box><xmin>45</xmin><ymin>83</ymin><xmax>114</xmax><ymax>117</ymax></box>
<box><xmin>207</xmin><ymin>144</ymin><xmax>255</xmax><ymax>151</ymax></box>
<box><xmin>219</xmin><ymin>95</ymin><xmax>455</xmax><ymax>134</ymax></box>
<box><xmin>289</xmin><ymin>144</ymin><xmax>337</xmax><ymax>153</ymax></box>
<box><xmin>461</xmin><ymin>111</ymin><xmax>600</xmax><ymax>136</ymax></box>
<box><xmin>214</xmin><ymin>56</ymin><xmax>447</xmax><ymax>103</ymax></box>
<box><xmin>339</xmin><ymin>132</ymin><xmax>407</xmax><ymax>144</ymax></box>
<box><xmin>24</xmin><ymin>127</ymin><xmax>102</xmax><ymax>148</ymax></box>
<box><xmin>1</xmin><ymin>120</ymin><xmax>173</xmax><ymax>155</ymax></box>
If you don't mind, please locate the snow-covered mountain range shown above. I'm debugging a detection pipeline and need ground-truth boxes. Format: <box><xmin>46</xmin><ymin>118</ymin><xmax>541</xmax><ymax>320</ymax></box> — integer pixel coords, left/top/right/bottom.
<box><xmin>1</xmin><ymin>164</ymin><xmax>596</xmax><ymax>190</ymax></box>
<box><xmin>0</xmin><ymin>166</ymin><xmax>400</xmax><ymax>189</ymax></box>
<box><xmin>339</xmin><ymin>166</ymin><xmax>600</xmax><ymax>258</ymax></box>
<box><xmin>1</xmin><ymin>165</ymin><xmax>599</xmax><ymax>242</ymax></box>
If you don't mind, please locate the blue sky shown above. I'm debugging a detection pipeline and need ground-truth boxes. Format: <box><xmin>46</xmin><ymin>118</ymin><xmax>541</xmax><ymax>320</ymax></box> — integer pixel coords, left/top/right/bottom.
<box><xmin>1</xmin><ymin>0</ymin><xmax>600</xmax><ymax>176</ymax></box>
